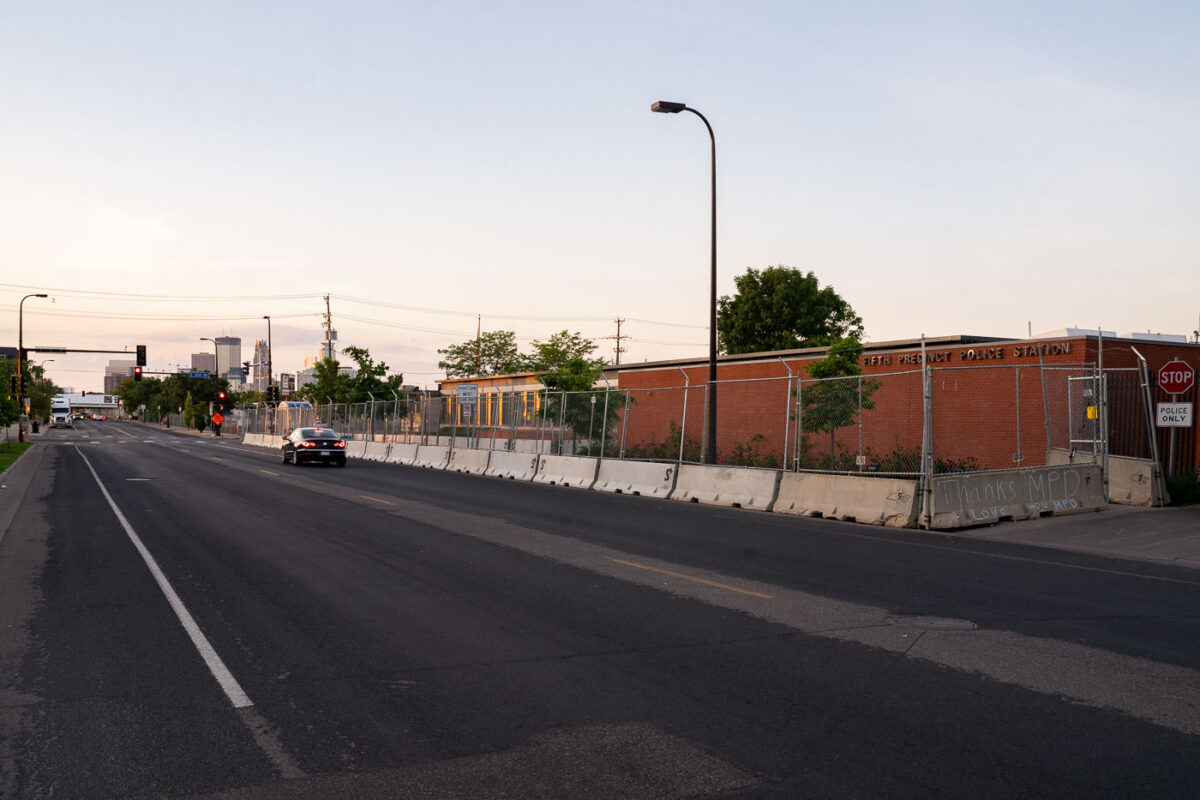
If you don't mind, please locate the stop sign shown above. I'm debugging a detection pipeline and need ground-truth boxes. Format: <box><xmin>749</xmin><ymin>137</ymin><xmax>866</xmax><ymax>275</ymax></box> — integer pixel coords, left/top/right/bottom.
<box><xmin>1157</xmin><ymin>360</ymin><xmax>1196</xmax><ymax>395</ymax></box>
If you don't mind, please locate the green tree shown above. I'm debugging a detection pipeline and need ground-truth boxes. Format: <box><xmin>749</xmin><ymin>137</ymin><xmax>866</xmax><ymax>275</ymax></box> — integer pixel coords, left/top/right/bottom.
<box><xmin>438</xmin><ymin>331</ymin><xmax>528</xmax><ymax>378</ymax></box>
<box><xmin>535</xmin><ymin>334</ymin><xmax>615</xmax><ymax>455</ymax></box>
<box><xmin>301</xmin><ymin>357</ymin><xmax>356</xmax><ymax>404</ymax></box>
<box><xmin>0</xmin><ymin>361</ymin><xmax>20</xmax><ymax>435</ymax></box>
<box><xmin>717</xmin><ymin>266</ymin><xmax>863</xmax><ymax>355</ymax></box>
<box><xmin>184</xmin><ymin>391</ymin><xmax>209</xmax><ymax>432</ymax></box>
<box><xmin>528</xmin><ymin>330</ymin><xmax>604</xmax><ymax>373</ymax></box>
<box><xmin>115</xmin><ymin>376</ymin><xmax>162</xmax><ymax>417</ymax></box>
<box><xmin>799</xmin><ymin>338</ymin><xmax>878</xmax><ymax>470</ymax></box>
<box><xmin>24</xmin><ymin>363</ymin><xmax>61</xmax><ymax>421</ymax></box>
<box><xmin>342</xmin><ymin>345</ymin><xmax>407</xmax><ymax>408</ymax></box>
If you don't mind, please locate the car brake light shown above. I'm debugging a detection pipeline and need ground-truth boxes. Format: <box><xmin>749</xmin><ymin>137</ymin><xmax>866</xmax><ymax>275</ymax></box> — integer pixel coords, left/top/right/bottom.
<box><xmin>300</xmin><ymin>441</ymin><xmax>316</xmax><ymax>448</ymax></box>
<box><xmin>335</xmin><ymin>441</ymin><xmax>345</xmax><ymax>448</ymax></box>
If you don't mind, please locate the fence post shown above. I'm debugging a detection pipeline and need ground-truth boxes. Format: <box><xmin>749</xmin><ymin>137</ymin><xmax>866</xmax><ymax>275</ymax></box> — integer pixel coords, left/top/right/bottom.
<box><xmin>677</xmin><ymin>367</ymin><xmax>690</xmax><ymax>465</ymax></box>
<box><xmin>620</xmin><ymin>390</ymin><xmax>631</xmax><ymax>459</ymax></box>
<box><xmin>1014</xmin><ymin>369</ymin><xmax>1023</xmax><ymax>465</ymax></box>
<box><xmin>921</xmin><ymin>335</ymin><xmax>934</xmax><ymax>529</ymax></box>
<box><xmin>778</xmin><ymin>358</ymin><xmax>794</xmax><ymax>470</ymax></box>
<box><xmin>510</xmin><ymin>390</ymin><xmax>519</xmax><ymax>451</ymax></box>
<box><xmin>557</xmin><ymin>390</ymin><xmax>566</xmax><ymax>455</ymax></box>
<box><xmin>794</xmin><ymin>376</ymin><xmax>803</xmax><ymax>468</ymax></box>
<box><xmin>538</xmin><ymin>389</ymin><xmax>549</xmax><ymax>454</ymax></box>
<box><xmin>1099</xmin><ymin>328</ymin><xmax>1108</xmax><ymax>496</ymax></box>
<box><xmin>1038</xmin><ymin>346</ymin><xmax>1052</xmax><ymax>458</ymax></box>
<box><xmin>1131</xmin><ymin>346</ymin><xmax>1168</xmax><ymax>505</ymax></box>
<box><xmin>599</xmin><ymin>374</ymin><xmax>611</xmax><ymax>460</ymax></box>
<box><xmin>857</xmin><ymin>376</ymin><xmax>864</xmax><ymax>470</ymax></box>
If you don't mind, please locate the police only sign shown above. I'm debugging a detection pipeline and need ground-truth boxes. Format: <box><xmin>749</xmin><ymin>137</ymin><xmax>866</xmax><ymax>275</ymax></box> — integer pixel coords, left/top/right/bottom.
<box><xmin>1156</xmin><ymin>403</ymin><xmax>1193</xmax><ymax>428</ymax></box>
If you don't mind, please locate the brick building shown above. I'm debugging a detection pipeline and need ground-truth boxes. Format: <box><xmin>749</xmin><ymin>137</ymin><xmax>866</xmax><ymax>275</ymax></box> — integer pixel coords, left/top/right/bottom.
<box><xmin>613</xmin><ymin>331</ymin><xmax>1198</xmax><ymax>475</ymax></box>
<box><xmin>438</xmin><ymin>330</ymin><xmax>1198</xmax><ymax>476</ymax></box>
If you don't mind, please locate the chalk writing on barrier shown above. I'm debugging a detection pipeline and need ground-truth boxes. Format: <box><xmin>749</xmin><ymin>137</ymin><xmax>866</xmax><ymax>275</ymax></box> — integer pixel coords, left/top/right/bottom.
<box><xmin>935</xmin><ymin>465</ymin><xmax>1096</xmax><ymax>522</ymax></box>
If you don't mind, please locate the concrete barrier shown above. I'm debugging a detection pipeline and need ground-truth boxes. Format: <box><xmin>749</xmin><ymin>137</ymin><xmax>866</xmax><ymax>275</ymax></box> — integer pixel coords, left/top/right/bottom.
<box><xmin>413</xmin><ymin>445</ymin><xmax>451</xmax><ymax>469</ymax></box>
<box><xmin>386</xmin><ymin>443</ymin><xmax>419</xmax><ymax>465</ymax></box>
<box><xmin>363</xmin><ymin>442</ymin><xmax>391</xmax><ymax>462</ymax></box>
<box><xmin>929</xmin><ymin>463</ymin><xmax>1106</xmax><ymax>529</ymax></box>
<box><xmin>593</xmin><ymin>460</ymin><xmax>678</xmax><ymax>498</ymax></box>
<box><xmin>669</xmin><ymin>465</ymin><xmax>781</xmax><ymax>511</ymax></box>
<box><xmin>773</xmin><ymin>473</ymin><xmax>919</xmax><ymax>527</ymax></box>
<box><xmin>447</xmin><ymin>448</ymin><xmax>491</xmax><ymax>474</ymax></box>
<box><xmin>345</xmin><ymin>439</ymin><xmax>369</xmax><ymax>459</ymax></box>
<box><xmin>1047</xmin><ymin>448</ymin><xmax>1167</xmax><ymax>507</ymax></box>
<box><xmin>533</xmin><ymin>454</ymin><xmax>599</xmax><ymax>488</ymax></box>
<box><xmin>511</xmin><ymin>439</ymin><xmax>548</xmax><ymax>454</ymax></box>
<box><xmin>242</xmin><ymin>434</ymin><xmax>259</xmax><ymax>446</ymax></box>
<box><xmin>485</xmin><ymin>451</ymin><xmax>542</xmax><ymax>480</ymax></box>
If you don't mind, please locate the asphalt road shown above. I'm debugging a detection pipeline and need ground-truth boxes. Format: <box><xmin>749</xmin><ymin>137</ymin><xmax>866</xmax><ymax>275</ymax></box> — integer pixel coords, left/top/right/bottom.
<box><xmin>1</xmin><ymin>420</ymin><xmax>1197</xmax><ymax>798</ymax></box>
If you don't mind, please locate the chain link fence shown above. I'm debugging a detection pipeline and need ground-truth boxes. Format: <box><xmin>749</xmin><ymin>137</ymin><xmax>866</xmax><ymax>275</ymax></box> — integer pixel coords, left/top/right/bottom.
<box><xmin>230</xmin><ymin>358</ymin><xmax>1166</xmax><ymax>479</ymax></box>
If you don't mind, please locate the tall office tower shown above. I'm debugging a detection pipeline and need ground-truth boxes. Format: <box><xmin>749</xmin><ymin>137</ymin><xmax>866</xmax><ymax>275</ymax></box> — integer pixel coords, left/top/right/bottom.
<box><xmin>252</xmin><ymin>339</ymin><xmax>271</xmax><ymax>392</ymax></box>
<box><xmin>214</xmin><ymin>336</ymin><xmax>241</xmax><ymax>379</ymax></box>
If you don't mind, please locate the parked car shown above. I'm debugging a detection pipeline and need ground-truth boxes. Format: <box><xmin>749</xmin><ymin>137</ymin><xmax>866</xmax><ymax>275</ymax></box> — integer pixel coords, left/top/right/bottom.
<box><xmin>281</xmin><ymin>427</ymin><xmax>347</xmax><ymax>467</ymax></box>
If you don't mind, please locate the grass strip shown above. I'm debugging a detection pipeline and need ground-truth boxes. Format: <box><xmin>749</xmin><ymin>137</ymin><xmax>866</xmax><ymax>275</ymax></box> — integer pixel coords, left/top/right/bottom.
<box><xmin>0</xmin><ymin>441</ymin><xmax>33</xmax><ymax>475</ymax></box>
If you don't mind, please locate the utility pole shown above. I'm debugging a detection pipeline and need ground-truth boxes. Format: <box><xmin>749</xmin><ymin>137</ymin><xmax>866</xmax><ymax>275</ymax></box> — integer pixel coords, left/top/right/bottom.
<box><xmin>323</xmin><ymin>295</ymin><xmax>334</xmax><ymax>360</ymax></box>
<box><xmin>604</xmin><ymin>318</ymin><xmax>627</xmax><ymax>365</ymax></box>
<box><xmin>476</xmin><ymin>314</ymin><xmax>482</xmax><ymax>376</ymax></box>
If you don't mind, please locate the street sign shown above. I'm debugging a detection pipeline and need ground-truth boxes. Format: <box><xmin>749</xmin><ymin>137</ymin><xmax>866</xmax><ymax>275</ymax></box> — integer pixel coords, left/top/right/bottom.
<box><xmin>211</xmin><ymin>411</ymin><xmax>225</xmax><ymax>426</ymax></box>
<box><xmin>457</xmin><ymin>384</ymin><xmax>479</xmax><ymax>404</ymax></box>
<box><xmin>189</xmin><ymin>371</ymin><xmax>210</xmax><ymax>378</ymax></box>
<box><xmin>1156</xmin><ymin>403</ymin><xmax>1193</xmax><ymax>428</ymax></box>
<box><xmin>1157</xmin><ymin>360</ymin><xmax>1195</xmax><ymax>395</ymax></box>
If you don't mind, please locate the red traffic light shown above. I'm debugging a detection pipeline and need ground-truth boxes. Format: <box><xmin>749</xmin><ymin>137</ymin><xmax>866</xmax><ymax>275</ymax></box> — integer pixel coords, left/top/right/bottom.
<box><xmin>133</xmin><ymin>366</ymin><xmax>143</xmax><ymax>382</ymax></box>
<box><xmin>217</xmin><ymin>391</ymin><xmax>226</xmax><ymax>400</ymax></box>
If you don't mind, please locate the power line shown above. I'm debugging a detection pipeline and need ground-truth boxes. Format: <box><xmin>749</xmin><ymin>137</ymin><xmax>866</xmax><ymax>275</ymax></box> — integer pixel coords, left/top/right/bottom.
<box><xmin>1</xmin><ymin>282</ymin><xmax>710</xmax><ymax>330</ymax></box>
<box><xmin>0</xmin><ymin>282</ymin><xmax>317</xmax><ymax>302</ymax></box>
<box><xmin>0</xmin><ymin>306</ymin><xmax>318</xmax><ymax>322</ymax></box>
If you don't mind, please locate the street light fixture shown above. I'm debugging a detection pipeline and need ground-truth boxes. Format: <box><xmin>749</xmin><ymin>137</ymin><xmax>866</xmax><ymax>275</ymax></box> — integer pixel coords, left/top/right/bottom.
<box><xmin>17</xmin><ymin>293</ymin><xmax>49</xmax><ymax>441</ymax></box>
<box><xmin>651</xmin><ymin>100</ymin><xmax>718</xmax><ymax>464</ymax></box>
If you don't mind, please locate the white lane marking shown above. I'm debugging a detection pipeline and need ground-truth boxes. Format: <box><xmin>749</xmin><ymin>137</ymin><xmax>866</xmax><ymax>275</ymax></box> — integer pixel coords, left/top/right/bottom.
<box><xmin>75</xmin><ymin>446</ymin><xmax>253</xmax><ymax>708</ymax></box>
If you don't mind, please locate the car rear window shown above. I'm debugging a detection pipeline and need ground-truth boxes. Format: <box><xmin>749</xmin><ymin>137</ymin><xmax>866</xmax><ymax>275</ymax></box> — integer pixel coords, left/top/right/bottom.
<box><xmin>300</xmin><ymin>428</ymin><xmax>340</xmax><ymax>439</ymax></box>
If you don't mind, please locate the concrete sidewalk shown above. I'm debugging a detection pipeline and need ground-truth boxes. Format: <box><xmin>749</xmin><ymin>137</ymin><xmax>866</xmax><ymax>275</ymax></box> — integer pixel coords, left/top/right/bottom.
<box><xmin>946</xmin><ymin>503</ymin><xmax>1200</xmax><ymax>569</ymax></box>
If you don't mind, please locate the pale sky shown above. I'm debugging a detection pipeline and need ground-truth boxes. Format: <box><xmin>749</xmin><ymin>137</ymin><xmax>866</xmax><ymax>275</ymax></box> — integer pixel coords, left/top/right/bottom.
<box><xmin>3</xmin><ymin>1</ymin><xmax>1198</xmax><ymax>391</ymax></box>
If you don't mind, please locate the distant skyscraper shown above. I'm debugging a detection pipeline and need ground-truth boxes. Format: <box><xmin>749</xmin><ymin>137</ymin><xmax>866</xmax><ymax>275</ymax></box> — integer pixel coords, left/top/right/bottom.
<box><xmin>191</xmin><ymin>352</ymin><xmax>216</xmax><ymax>373</ymax></box>
<box><xmin>104</xmin><ymin>359</ymin><xmax>135</xmax><ymax>394</ymax></box>
<box><xmin>214</xmin><ymin>336</ymin><xmax>241</xmax><ymax>379</ymax></box>
<box><xmin>252</xmin><ymin>338</ymin><xmax>270</xmax><ymax>392</ymax></box>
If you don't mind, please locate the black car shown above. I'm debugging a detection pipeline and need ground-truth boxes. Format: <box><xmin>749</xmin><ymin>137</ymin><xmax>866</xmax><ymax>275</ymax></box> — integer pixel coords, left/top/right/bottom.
<box><xmin>282</xmin><ymin>427</ymin><xmax>347</xmax><ymax>467</ymax></box>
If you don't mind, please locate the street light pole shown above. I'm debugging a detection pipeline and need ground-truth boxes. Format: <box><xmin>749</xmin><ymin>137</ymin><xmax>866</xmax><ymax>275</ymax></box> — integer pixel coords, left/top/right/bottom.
<box><xmin>200</xmin><ymin>336</ymin><xmax>219</xmax><ymax>379</ymax></box>
<box><xmin>200</xmin><ymin>336</ymin><xmax>221</xmax><ymax>435</ymax></box>
<box><xmin>262</xmin><ymin>316</ymin><xmax>273</xmax><ymax>399</ymax></box>
<box><xmin>651</xmin><ymin>100</ymin><xmax>718</xmax><ymax>464</ymax></box>
<box><xmin>17</xmin><ymin>293</ymin><xmax>49</xmax><ymax>442</ymax></box>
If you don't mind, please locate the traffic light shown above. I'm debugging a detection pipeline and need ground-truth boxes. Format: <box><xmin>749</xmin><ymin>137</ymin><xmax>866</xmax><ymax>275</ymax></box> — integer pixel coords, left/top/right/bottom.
<box><xmin>217</xmin><ymin>390</ymin><xmax>227</xmax><ymax>410</ymax></box>
<box><xmin>136</xmin><ymin>345</ymin><xmax>147</xmax><ymax>367</ymax></box>
<box><xmin>8</xmin><ymin>374</ymin><xmax>15</xmax><ymax>393</ymax></box>
<box><xmin>133</xmin><ymin>366</ymin><xmax>143</xmax><ymax>382</ymax></box>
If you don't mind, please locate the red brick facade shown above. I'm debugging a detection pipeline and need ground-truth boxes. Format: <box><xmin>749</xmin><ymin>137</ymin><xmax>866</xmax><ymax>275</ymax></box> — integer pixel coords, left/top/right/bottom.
<box><xmin>614</xmin><ymin>335</ymin><xmax>1199</xmax><ymax>474</ymax></box>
